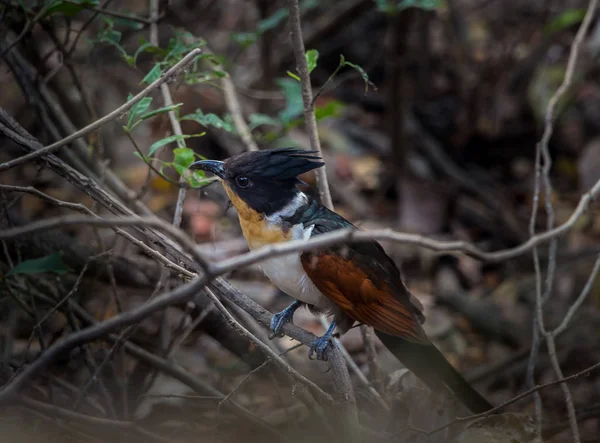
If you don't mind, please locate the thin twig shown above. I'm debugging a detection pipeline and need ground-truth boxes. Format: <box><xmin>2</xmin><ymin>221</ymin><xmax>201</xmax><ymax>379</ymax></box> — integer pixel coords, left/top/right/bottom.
<box><xmin>0</xmin><ymin>2</ymin><xmax>54</xmax><ymax>59</ymax></box>
<box><xmin>286</xmin><ymin>0</ymin><xmax>333</xmax><ymax>209</ymax></box>
<box><xmin>0</xmin><ymin>183</ymin><xmax>195</xmax><ymax>278</ymax></box>
<box><xmin>0</xmin><ymin>215</ymin><xmax>210</xmax><ymax>271</ymax></box>
<box><xmin>0</xmin><ymin>48</ymin><xmax>202</xmax><ymax>173</ymax></box>
<box><xmin>189</xmin><ymin>43</ymin><xmax>259</xmax><ymax>152</ymax></box>
<box><xmin>287</xmin><ymin>1</ymin><xmax>358</xmax><ymax>436</ymax></box>
<box><xmin>528</xmin><ymin>2</ymin><xmax>598</xmax><ymax>441</ymax></box>
<box><xmin>204</xmin><ymin>287</ymin><xmax>332</xmax><ymax>404</ymax></box>
<box><xmin>424</xmin><ymin>360</ymin><xmax>600</xmax><ymax>436</ymax></box>
<box><xmin>0</xmin><ymin>179</ymin><xmax>599</xmax><ymax>271</ymax></box>
<box><xmin>552</xmin><ymin>253</ymin><xmax>600</xmax><ymax>337</ymax></box>
<box><xmin>0</xmin><ymin>276</ymin><xmax>208</xmax><ymax>404</ymax></box>
<box><xmin>53</xmin><ymin>295</ymin><xmax>278</xmax><ymax>435</ymax></box>
<box><xmin>20</xmin><ymin>396</ymin><xmax>172</xmax><ymax>443</ymax></box>
<box><xmin>68</xmin><ymin>1</ymin><xmax>158</xmax><ymax>25</ymax></box>
<box><xmin>223</xmin><ymin>73</ymin><xmax>259</xmax><ymax>152</ymax></box>
<box><xmin>149</xmin><ymin>0</ymin><xmax>188</xmax><ymax>228</ymax></box>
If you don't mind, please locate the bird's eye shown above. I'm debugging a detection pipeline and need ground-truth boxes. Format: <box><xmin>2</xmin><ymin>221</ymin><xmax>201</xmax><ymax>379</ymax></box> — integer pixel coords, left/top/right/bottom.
<box><xmin>236</xmin><ymin>176</ymin><xmax>250</xmax><ymax>188</ymax></box>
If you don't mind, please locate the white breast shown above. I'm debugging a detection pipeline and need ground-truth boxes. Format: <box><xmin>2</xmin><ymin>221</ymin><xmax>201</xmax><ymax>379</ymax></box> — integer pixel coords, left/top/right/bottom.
<box><xmin>258</xmin><ymin>222</ymin><xmax>332</xmax><ymax>311</ymax></box>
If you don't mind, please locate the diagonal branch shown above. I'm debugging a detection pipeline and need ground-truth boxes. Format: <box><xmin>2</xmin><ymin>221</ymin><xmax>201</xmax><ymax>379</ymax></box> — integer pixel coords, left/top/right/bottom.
<box><xmin>0</xmin><ymin>48</ymin><xmax>202</xmax><ymax>173</ymax></box>
<box><xmin>424</xmin><ymin>360</ymin><xmax>600</xmax><ymax>436</ymax></box>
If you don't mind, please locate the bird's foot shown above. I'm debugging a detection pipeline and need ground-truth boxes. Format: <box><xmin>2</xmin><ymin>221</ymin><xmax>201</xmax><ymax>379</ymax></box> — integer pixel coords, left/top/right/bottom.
<box><xmin>308</xmin><ymin>321</ymin><xmax>337</xmax><ymax>361</ymax></box>
<box><xmin>308</xmin><ymin>336</ymin><xmax>333</xmax><ymax>361</ymax></box>
<box><xmin>269</xmin><ymin>301</ymin><xmax>302</xmax><ymax>339</ymax></box>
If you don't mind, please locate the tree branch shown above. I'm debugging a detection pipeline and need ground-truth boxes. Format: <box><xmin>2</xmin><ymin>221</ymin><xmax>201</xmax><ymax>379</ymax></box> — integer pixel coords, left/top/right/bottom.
<box><xmin>528</xmin><ymin>2</ymin><xmax>598</xmax><ymax>440</ymax></box>
<box><xmin>204</xmin><ymin>287</ymin><xmax>332</xmax><ymax>403</ymax></box>
<box><xmin>149</xmin><ymin>0</ymin><xmax>188</xmax><ymax>228</ymax></box>
<box><xmin>286</xmin><ymin>0</ymin><xmax>333</xmax><ymax>210</ymax></box>
<box><xmin>0</xmin><ymin>48</ymin><xmax>202</xmax><ymax>173</ymax></box>
<box><xmin>425</xmin><ymin>360</ymin><xmax>600</xmax><ymax>436</ymax></box>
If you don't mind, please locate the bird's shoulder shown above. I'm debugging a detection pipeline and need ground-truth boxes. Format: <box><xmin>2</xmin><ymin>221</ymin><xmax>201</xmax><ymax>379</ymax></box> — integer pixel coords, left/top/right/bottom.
<box><xmin>289</xmin><ymin>198</ymin><xmax>404</xmax><ymax>288</ymax></box>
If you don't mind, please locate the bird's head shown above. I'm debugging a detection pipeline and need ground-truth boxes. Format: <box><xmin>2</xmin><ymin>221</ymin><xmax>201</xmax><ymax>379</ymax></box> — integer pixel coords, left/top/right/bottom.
<box><xmin>189</xmin><ymin>148</ymin><xmax>324</xmax><ymax>218</ymax></box>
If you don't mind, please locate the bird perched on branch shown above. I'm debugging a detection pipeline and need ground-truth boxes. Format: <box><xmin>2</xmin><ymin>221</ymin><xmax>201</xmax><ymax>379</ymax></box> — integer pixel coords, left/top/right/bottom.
<box><xmin>190</xmin><ymin>148</ymin><xmax>492</xmax><ymax>413</ymax></box>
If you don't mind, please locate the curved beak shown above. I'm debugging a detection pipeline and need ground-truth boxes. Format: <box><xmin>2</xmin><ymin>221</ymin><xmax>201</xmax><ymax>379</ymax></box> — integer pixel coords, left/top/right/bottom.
<box><xmin>189</xmin><ymin>160</ymin><xmax>225</xmax><ymax>179</ymax></box>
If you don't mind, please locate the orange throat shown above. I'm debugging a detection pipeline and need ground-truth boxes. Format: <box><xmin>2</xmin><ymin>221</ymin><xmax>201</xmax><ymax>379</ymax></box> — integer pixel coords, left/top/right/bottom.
<box><xmin>222</xmin><ymin>182</ymin><xmax>291</xmax><ymax>249</ymax></box>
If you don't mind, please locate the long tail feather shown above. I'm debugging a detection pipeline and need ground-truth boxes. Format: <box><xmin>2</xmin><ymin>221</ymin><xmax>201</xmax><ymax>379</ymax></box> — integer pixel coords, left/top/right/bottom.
<box><xmin>376</xmin><ymin>331</ymin><xmax>493</xmax><ymax>413</ymax></box>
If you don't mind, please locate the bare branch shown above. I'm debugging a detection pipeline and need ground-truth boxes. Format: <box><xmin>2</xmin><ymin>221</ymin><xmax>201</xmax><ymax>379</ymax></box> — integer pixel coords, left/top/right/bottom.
<box><xmin>426</xmin><ymin>360</ymin><xmax>600</xmax><ymax>436</ymax></box>
<box><xmin>222</xmin><ymin>75</ymin><xmax>260</xmax><ymax>152</ymax></box>
<box><xmin>0</xmin><ymin>48</ymin><xmax>202</xmax><ymax>173</ymax></box>
<box><xmin>1</xmin><ymin>174</ymin><xmax>599</xmax><ymax>275</ymax></box>
<box><xmin>149</xmin><ymin>0</ymin><xmax>188</xmax><ymax>228</ymax></box>
<box><xmin>0</xmin><ymin>184</ymin><xmax>196</xmax><ymax>277</ymax></box>
<box><xmin>0</xmin><ymin>276</ymin><xmax>207</xmax><ymax>404</ymax></box>
<box><xmin>0</xmin><ymin>215</ymin><xmax>210</xmax><ymax>272</ymax></box>
<box><xmin>552</xmin><ymin>253</ymin><xmax>600</xmax><ymax>337</ymax></box>
<box><xmin>75</xmin><ymin>2</ymin><xmax>158</xmax><ymax>25</ymax></box>
<box><xmin>204</xmin><ymin>288</ymin><xmax>332</xmax><ymax>404</ymax></box>
<box><xmin>528</xmin><ymin>2</ymin><xmax>598</xmax><ymax>440</ymax></box>
<box><xmin>318</xmin><ymin>317</ymin><xmax>388</xmax><ymax>410</ymax></box>
<box><xmin>20</xmin><ymin>397</ymin><xmax>171</xmax><ymax>443</ymax></box>
<box><xmin>286</xmin><ymin>0</ymin><xmax>333</xmax><ymax>210</ymax></box>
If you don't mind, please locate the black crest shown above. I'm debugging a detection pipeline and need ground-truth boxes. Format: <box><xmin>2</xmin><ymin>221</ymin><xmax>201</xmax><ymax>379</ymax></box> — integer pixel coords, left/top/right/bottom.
<box><xmin>222</xmin><ymin>148</ymin><xmax>323</xmax><ymax>216</ymax></box>
<box><xmin>224</xmin><ymin>148</ymin><xmax>324</xmax><ymax>184</ymax></box>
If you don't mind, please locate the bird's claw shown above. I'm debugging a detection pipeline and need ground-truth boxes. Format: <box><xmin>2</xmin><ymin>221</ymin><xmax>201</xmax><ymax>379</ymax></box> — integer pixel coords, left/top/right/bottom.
<box><xmin>269</xmin><ymin>301</ymin><xmax>301</xmax><ymax>339</ymax></box>
<box><xmin>309</xmin><ymin>335</ymin><xmax>333</xmax><ymax>361</ymax></box>
<box><xmin>269</xmin><ymin>310</ymin><xmax>293</xmax><ymax>339</ymax></box>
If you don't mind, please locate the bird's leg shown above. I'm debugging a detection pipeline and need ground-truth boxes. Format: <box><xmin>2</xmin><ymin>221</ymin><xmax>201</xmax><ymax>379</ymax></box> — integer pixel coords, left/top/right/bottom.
<box><xmin>269</xmin><ymin>300</ymin><xmax>302</xmax><ymax>339</ymax></box>
<box><xmin>309</xmin><ymin>320</ymin><xmax>336</xmax><ymax>361</ymax></box>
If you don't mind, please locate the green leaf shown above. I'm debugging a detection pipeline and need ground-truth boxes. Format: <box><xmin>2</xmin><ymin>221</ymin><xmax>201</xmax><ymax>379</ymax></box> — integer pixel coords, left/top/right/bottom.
<box><xmin>173</xmin><ymin>147</ymin><xmax>195</xmax><ymax>168</ymax></box>
<box><xmin>163</xmin><ymin>31</ymin><xmax>206</xmax><ymax>64</ymax></box>
<box><xmin>232</xmin><ymin>32</ymin><xmax>258</xmax><ymax>48</ymax></box>
<box><xmin>340</xmin><ymin>55</ymin><xmax>376</xmax><ymax>93</ymax></box>
<box><xmin>45</xmin><ymin>0</ymin><xmax>99</xmax><ymax>18</ymax></box>
<box><xmin>189</xmin><ymin>172</ymin><xmax>208</xmax><ymax>188</ymax></box>
<box><xmin>181</xmin><ymin>110</ymin><xmax>234</xmax><ymax>132</ymax></box>
<box><xmin>545</xmin><ymin>9</ymin><xmax>586</xmax><ymax>34</ymax></box>
<box><xmin>133</xmin><ymin>41</ymin><xmax>161</xmax><ymax>64</ymax></box>
<box><xmin>140</xmin><ymin>103</ymin><xmax>182</xmax><ymax>120</ymax></box>
<box><xmin>315</xmin><ymin>100</ymin><xmax>344</xmax><ymax>121</ymax></box>
<box><xmin>126</xmin><ymin>95</ymin><xmax>153</xmax><ymax>129</ymax></box>
<box><xmin>306</xmin><ymin>49</ymin><xmax>319</xmax><ymax>74</ymax></box>
<box><xmin>173</xmin><ymin>164</ymin><xmax>187</xmax><ymax>175</ymax></box>
<box><xmin>286</xmin><ymin>71</ymin><xmax>301</xmax><ymax>82</ymax></box>
<box><xmin>93</xmin><ymin>19</ymin><xmax>135</xmax><ymax>63</ymax></box>
<box><xmin>232</xmin><ymin>8</ymin><xmax>288</xmax><ymax>49</ymax></box>
<box><xmin>7</xmin><ymin>252</ymin><xmax>70</xmax><ymax>276</ymax></box>
<box><xmin>375</xmin><ymin>0</ymin><xmax>439</xmax><ymax>14</ymax></box>
<box><xmin>133</xmin><ymin>151</ymin><xmax>148</xmax><ymax>162</ymax></box>
<box><xmin>96</xmin><ymin>20</ymin><xmax>122</xmax><ymax>44</ymax></box>
<box><xmin>257</xmin><ymin>8</ymin><xmax>289</xmax><ymax>33</ymax></box>
<box><xmin>148</xmin><ymin>135</ymin><xmax>184</xmax><ymax>156</ymax></box>
<box><xmin>112</xmin><ymin>16</ymin><xmax>145</xmax><ymax>30</ymax></box>
<box><xmin>248</xmin><ymin>113</ymin><xmax>281</xmax><ymax>131</ymax></box>
<box><xmin>276</xmin><ymin>78</ymin><xmax>303</xmax><ymax>124</ymax></box>
<box><xmin>141</xmin><ymin>64</ymin><xmax>163</xmax><ymax>85</ymax></box>
<box><xmin>147</xmin><ymin>133</ymin><xmax>204</xmax><ymax>156</ymax></box>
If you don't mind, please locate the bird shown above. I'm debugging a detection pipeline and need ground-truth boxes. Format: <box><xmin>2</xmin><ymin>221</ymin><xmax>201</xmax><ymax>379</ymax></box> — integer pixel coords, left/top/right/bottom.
<box><xmin>189</xmin><ymin>147</ymin><xmax>493</xmax><ymax>414</ymax></box>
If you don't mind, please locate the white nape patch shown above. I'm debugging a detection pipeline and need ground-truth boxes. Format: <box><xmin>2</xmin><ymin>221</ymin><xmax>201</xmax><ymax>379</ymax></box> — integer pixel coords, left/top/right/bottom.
<box><xmin>303</xmin><ymin>224</ymin><xmax>315</xmax><ymax>240</ymax></box>
<box><xmin>265</xmin><ymin>192</ymin><xmax>308</xmax><ymax>225</ymax></box>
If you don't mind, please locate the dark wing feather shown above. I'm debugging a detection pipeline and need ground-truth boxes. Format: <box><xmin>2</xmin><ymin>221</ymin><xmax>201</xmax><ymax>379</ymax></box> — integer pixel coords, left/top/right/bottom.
<box><xmin>300</xmin><ymin>209</ymin><xmax>428</xmax><ymax>344</ymax></box>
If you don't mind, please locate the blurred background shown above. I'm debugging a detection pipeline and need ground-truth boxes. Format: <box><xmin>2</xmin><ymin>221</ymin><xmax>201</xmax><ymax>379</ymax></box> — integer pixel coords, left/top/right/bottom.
<box><xmin>1</xmin><ymin>0</ymin><xmax>600</xmax><ymax>442</ymax></box>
